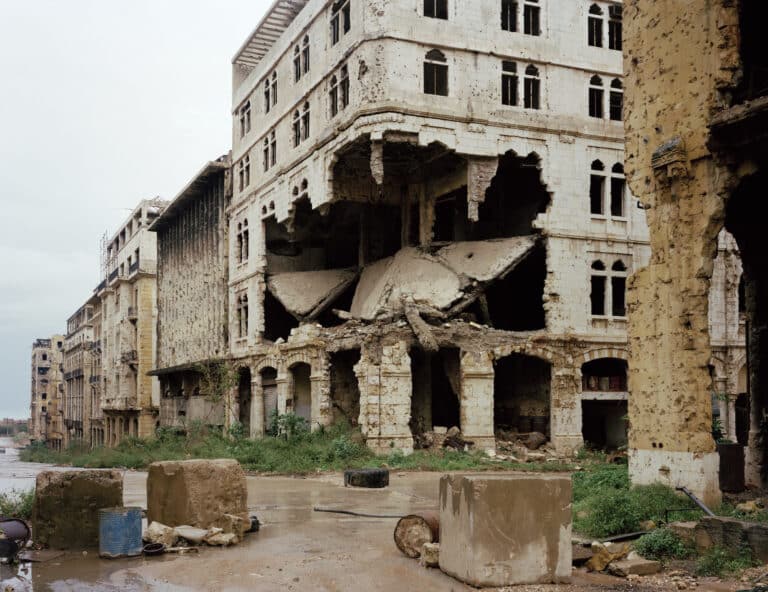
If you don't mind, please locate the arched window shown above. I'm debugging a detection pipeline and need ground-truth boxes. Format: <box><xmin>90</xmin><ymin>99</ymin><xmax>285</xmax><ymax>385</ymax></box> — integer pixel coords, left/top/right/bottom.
<box><xmin>424</xmin><ymin>50</ymin><xmax>448</xmax><ymax>96</ymax></box>
<box><xmin>590</xmin><ymin>259</ymin><xmax>628</xmax><ymax>317</ymax></box>
<box><xmin>589</xmin><ymin>75</ymin><xmax>604</xmax><ymax>118</ymax></box>
<box><xmin>239</xmin><ymin>101</ymin><xmax>251</xmax><ymax>138</ymax></box>
<box><xmin>610</xmin><ymin>78</ymin><xmax>623</xmax><ymax>121</ymax></box>
<box><xmin>610</xmin><ymin>162</ymin><xmax>626</xmax><ymax>217</ymax></box>
<box><xmin>340</xmin><ymin>64</ymin><xmax>350</xmax><ymax>108</ymax></box>
<box><xmin>524</xmin><ymin>64</ymin><xmax>540</xmax><ymax>109</ymax></box>
<box><xmin>242</xmin><ymin>219</ymin><xmax>249</xmax><ymax>263</ymax></box>
<box><xmin>302</xmin><ymin>35</ymin><xmax>310</xmax><ymax>74</ymax></box>
<box><xmin>263</xmin><ymin>137</ymin><xmax>270</xmax><ymax>171</ymax></box>
<box><xmin>590</xmin><ymin>160</ymin><xmax>605</xmax><ymax>215</ymax></box>
<box><xmin>523</xmin><ymin>0</ymin><xmax>540</xmax><ymax>36</ymax></box>
<box><xmin>588</xmin><ymin>4</ymin><xmax>603</xmax><ymax>47</ymax></box>
<box><xmin>264</xmin><ymin>78</ymin><xmax>271</xmax><ymax>113</ymax></box>
<box><xmin>293</xmin><ymin>46</ymin><xmax>301</xmax><ymax>82</ymax></box>
<box><xmin>501</xmin><ymin>0</ymin><xmax>518</xmax><ymax>32</ymax></box>
<box><xmin>271</xmin><ymin>72</ymin><xmax>278</xmax><ymax>106</ymax></box>
<box><xmin>608</xmin><ymin>4</ymin><xmax>622</xmax><ymax>50</ymax></box>
<box><xmin>293</xmin><ymin>110</ymin><xmax>301</xmax><ymax>147</ymax></box>
<box><xmin>236</xmin><ymin>223</ymin><xmax>243</xmax><ymax>263</ymax></box>
<box><xmin>331</xmin><ymin>1</ymin><xmax>351</xmax><ymax>45</ymax></box>
<box><xmin>301</xmin><ymin>178</ymin><xmax>309</xmax><ymax>193</ymax></box>
<box><xmin>237</xmin><ymin>293</ymin><xmax>249</xmax><ymax>338</ymax></box>
<box><xmin>302</xmin><ymin>102</ymin><xmax>310</xmax><ymax>140</ymax></box>
<box><xmin>502</xmin><ymin>60</ymin><xmax>518</xmax><ymax>106</ymax></box>
<box><xmin>330</xmin><ymin>75</ymin><xmax>339</xmax><ymax>117</ymax></box>
<box><xmin>269</xmin><ymin>130</ymin><xmax>277</xmax><ymax>167</ymax></box>
<box><xmin>425</xmin><ymin>0</ymin><xmax>448</xmax><ymax>19</ymax></box>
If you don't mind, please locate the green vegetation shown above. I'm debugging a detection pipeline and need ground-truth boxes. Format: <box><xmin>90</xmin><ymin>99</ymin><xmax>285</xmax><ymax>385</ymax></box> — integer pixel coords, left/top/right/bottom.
<box><xmin>695</xmin><ymin>545</ymin><xmax>758</xmax><ymax>577</ymax></box>
<box><xmin>572</xmin><ymin>464</ymin><xmax>702</xmax><ymax>538</ymax></box>
<box><xmin>0</xmin><ymin>488</ymin><xmax>34</xmax><ymax>519</ymax></box>
<box><xmin>19</xmin><ymin>416</ymin><xmax>576</xmax><ymax>475</ymax></box>
<box><xmin>633</xmin><ymin>528</ymin><xmax>693</xmax><ymax>561</ymax></box>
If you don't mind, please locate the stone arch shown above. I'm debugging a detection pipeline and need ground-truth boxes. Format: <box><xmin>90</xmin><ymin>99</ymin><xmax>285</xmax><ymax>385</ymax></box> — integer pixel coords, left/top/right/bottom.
<box><xmin>580</xmin><ymin>347</ymin><xmax>629</xmax><ymax>365</ymax></box>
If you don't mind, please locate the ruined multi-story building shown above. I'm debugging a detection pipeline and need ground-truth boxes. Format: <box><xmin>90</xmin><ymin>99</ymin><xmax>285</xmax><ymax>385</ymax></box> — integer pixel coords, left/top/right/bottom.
<box><xmin>62</xmin><ymin>300</ymin><xmax>96</xmax><ymax>446</ymax></box>
<box><xmin>624</xmin><ymin>0</ymin><xmax>766</xmax><ymax>504</ymax></box>
<box><xmin>97</xmin><ymin>199</ymin><xmax>166</xmax><ymax>445</ymax></box>
<box><xmin>88</xmin><ymin>294</ymin><xmax>105</xmax><ymax>446</ymax></box>
<box><xmin>226</xmin><ymin>0</ymin><xmax>650</xmax><ymax>452</ymax></box>
<box><xmin>29</xmin><ymin>336</ymin><xmax>64</xmax><ymax>449</ymax></box>
<box><xmin>149</xmin><ymin>156</ymin><xmax>232</xmax><ymax>430</ymax></box>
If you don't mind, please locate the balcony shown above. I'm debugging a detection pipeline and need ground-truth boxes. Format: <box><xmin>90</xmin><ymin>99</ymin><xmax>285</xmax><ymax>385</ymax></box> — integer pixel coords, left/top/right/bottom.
<box><xmin>108</xmin><ymin>268</ymin><xmax>119</xmax><ymax>282</ymax></box>
<box><xmin>129</xmin><ymin>260</ymin><xmax>139</xmax><ymax>274</ymax></box>
<box><xmin>96</xmin><ymin>279</ymin><xmax>107</xmax><ymax>292</ymax></box>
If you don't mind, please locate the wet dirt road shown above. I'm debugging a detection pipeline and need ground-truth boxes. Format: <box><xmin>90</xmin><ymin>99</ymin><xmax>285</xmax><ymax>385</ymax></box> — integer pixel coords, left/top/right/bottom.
<box><xmin>0</xmin><ymin>440</ymin><xmax>751</xmax><ymax>591</ymax></box>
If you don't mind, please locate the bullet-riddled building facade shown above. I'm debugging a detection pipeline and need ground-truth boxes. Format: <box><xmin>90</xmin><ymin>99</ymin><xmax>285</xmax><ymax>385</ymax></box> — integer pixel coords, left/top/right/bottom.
<box><xmin>226</xmin><ymin>0</ymin><xmax>650</xmax><ymax>452</ymax></box>
<box><xmin>98</xmin><ymin>199</ymin><xmax>166</xmax><ymax>445</ymax></box>
<box><xmin>150</xmin><ymin>156</ymin><xmax>232</xmax><ymax>430</ymax></box>
<box><xmin>29</xmin><ymin>336</ymin><xmax>64</xmax><ymax>449</ymax></box>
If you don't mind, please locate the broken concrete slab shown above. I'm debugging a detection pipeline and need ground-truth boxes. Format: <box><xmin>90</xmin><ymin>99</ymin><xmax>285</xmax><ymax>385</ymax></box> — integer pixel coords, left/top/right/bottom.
<box><xmin>147</xmin><ymin>459</ymin><xmax>248</xmax><ymax>535</ymax></box>
<box><xmin>420</xmin><ymin>543</ymin><xmax>440</xmax><ymax>568</ymax></box>
<box><xmin>608</xmin><ymin>559</ymin><xmax>661</xmax><ymax>577</ymax></box>
<box><xmin>668</xmin><ymin>521</ymin><xmax>698</xmax><ymax>544</ymax></box>
<box><xmin>586</xmin><ymin>542</ymin><xmax>629</xmax><ymax>572</ymax></box>
<box><xmin>436</xmin><ymin>236</ymin><xmax>537</xmax><ymax>282</ymax></box>
<box><xmin>145</xmin><ymin>522</ymin><xmax>178</xmax><ymax>547</ymax></box>
<box><xmin>266</xmin><ymin>268</ymin><xmax>357</xmax><ymax>319</ymax></box>
<box><xmin>32</xmin><ymin>470</ymin><xmax>123</xmax><ymax>549</ymax></box>
<box><xmin>438</xmin><ymin>474</ymin><xmax>571</xmax><ymax>587</ymax></box>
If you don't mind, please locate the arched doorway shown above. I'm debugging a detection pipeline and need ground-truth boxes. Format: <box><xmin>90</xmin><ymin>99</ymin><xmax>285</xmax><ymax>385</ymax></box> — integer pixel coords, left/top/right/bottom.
<box><xmin>494</xmin><ymin>353</ymin><xmax>552</xmax><ymax>435</ymax></box>
<box><xmin>581</xmin><ymin>358</ymin><xmax>628</xmax><ymax>449</ymax></box>
<box><xmin>290</xmin><ymin>363</ymin><xmax>312</xmax><ymax>424</ymax></box>
<box><xmin>725</xmin><ymin>172</ymin><xmax>768</xmax><ymax>483</ymax></box>
<box><xmin>238</xmin><ymin>367</ymin><xmax>252</xmax><ymax>433</ymax></box>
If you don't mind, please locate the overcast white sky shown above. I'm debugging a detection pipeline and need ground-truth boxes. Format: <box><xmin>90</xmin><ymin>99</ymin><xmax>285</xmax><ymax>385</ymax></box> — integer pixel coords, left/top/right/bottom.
<box><xmin>0</xmin><ymin>0</ymin><xmax>271</xmax><ymax>418</ymax></box>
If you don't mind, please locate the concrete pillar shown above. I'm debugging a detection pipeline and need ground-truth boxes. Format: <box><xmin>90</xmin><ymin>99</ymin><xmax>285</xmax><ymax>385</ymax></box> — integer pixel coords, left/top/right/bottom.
<box><xmin>550</xmin><ymin>363</ymin><xmax>583</xmax><ymax>455</ymax></box>
<box><xmin>250</xmin><ymin>379</ymin><xmax>265</xmax><ymax>438</ymax></box>
<box><xmin>276</xmin><ymin>375</ymin><xmax>289</xmax><ymax>416</ymax></box>
<box><xmin>459</xmin><ymin>351</ymin><xmax>495</xmax><ymax>451</ymax></box>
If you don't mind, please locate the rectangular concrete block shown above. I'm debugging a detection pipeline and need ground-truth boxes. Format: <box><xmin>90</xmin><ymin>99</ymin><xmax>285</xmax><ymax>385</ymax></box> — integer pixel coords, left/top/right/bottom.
<box><xmin>438</xmin><ymin>474</ymin><xmax>572</xmax><ymax>587</ymax></box>
<box><xmin>147</xmin><ymin>459</ymin><xmax>248</xmax><ymax>533</ymax></box>
<box><xmin>32</xmin><ymin>470</ymin><xmax>123</xmax><ymax>549</ymax></box>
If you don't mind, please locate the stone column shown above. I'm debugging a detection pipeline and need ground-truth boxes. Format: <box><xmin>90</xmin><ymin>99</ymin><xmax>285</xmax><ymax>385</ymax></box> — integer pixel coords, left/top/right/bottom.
<box><xmin>276</xmin><ymin>374</ymin><xmax>289</xmax><ymax>416</ymax></box>
<box><xmin>250</xmin><ymin>378</ymin><xmax>265</xmax><ymax>438</ymax></box>
<box><xmin>310</xmin><ymin>368</ymin><xmax>332</xmax><ymax>431</ymax></box>
<box><xmin>550</xmin><ymin>362</ymin><xmax>583</xmax><ymax>455</ymax></box>
<box><xmin>459</xmin><ymin>351</ymin><xmax>495</xmax><ymax>451</ymax></box>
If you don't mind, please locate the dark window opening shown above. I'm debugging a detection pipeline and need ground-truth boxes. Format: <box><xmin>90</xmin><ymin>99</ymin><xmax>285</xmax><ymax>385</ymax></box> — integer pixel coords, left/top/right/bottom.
<box><xmin>523</xmin><ymin>65</ymin><xmax>540</xmax><ymax>109</ymax></box>
<box><xmin>424</xmin><ymin>0</ymin><xmax>448</xmax><ymax>19</ymax></box>
<box><xmin>523</xmin><ymin>1</ymin><xmax>540</xmax><ymax>35</ymax></box>
<box><xmin>433</xmin><ymin>190</ymin><xmax>469</xmax><ymax>242</ymax></box>
<box><xmin>330</xmin><ymin>350</ymin><xmax>361</xmax><ymax>427</ymax></box>
<box><xmin>502</xmin><ymin>61</ymin><xmax>518</xmax><ymax>106</ymax></box>
<box><xmin>293</xmin><ymin>47</ymin><xmax>301</xmax><ymax>82</ymax></box>
<box><xmin>485</xmin><ymin>242</ymin><xmax>547</xmax><ymax>330</ymax></box>
<box><xmin>608</xmin><ymin>4</ymin><xmax>622</xmax><ymax>50</ymax></box>
<box><xmin>609</xmin><ymin>79</ymin><xmax>623</xmax><ymax>121</ymax></box>
<box><xmin>610</xmin><ymin>175</ymin><xmax>625</xmax><ymax>217</ymax></box>
<box><xmin>588</xmin><ymin>4</ymin><xmax>603</xmax><ymax>47</ymax></box>
<box><xmin>590</xmin><ymin>160</ymin><xmax>605</xmax><ymax>215</ymax></box>
<box><xmin>289</xmin><ymin>363</ymin><xmax>312</xmax><ymax>423</ymax></box>
<box><xmin>494</xmin><ymin>354</ymin><xmax>551</xmax><ymax>433</ymax></box>
<box><xmin>612</xmin><ymin>275</ymin><xmax>626</xmax><ymax>317</ymax></box>
<box><xmin>264</xmin><ymin>290</ymin><xmax>299</xmax><ymax>342</ymax></box>
<box><xmin>502</xmin><ymin>0</ymin><xmax>517</xmax><ymax>31</ymax></box>
<box><xmin>424</xmin><ymin>50</ymin><xmax>449</xmax><ymax>96</ymax></box>
<box><xmin>589</xmin><ymin>76</ymin><xmax>604</xmax><ymax>118</ymax></box>
<box><xmin>739</xmin><ymin>275</ymin><xmax>746</xmax><ymax>314</ymax></box>
<box><xmin>736</xmin><ymin>0</ymin><xmax>768</xmax><ymax>101</ymax></box>
<box><xmin>238</xmin><ymin>368</ymin><xmax>252</xmax><ymax>432</ymax></box>
<box><xmin>591</xmin><ymin>274</ymin><xmax>606</xmax><ymax>315</ymax></box>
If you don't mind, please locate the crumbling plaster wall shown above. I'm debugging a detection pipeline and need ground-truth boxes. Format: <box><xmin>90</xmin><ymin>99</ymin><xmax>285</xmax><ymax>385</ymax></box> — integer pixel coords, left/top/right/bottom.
<box><xmin>623</xmin><ymin>0</ymin><xmax>741</xmax><ymax>505</ymax></box>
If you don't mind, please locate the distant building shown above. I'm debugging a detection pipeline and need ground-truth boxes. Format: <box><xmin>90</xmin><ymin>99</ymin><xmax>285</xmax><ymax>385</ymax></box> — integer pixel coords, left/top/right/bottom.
<box><xmin>29</xmin><ymin>336</ymin><xmax>64</xmax><ymax>449</ymax></box>
<box><xmin>62</xmin><ymin>297</ymin><xmax>98</xmax><ymax>447</ymax></box>
<box><xmin>96</xmin><ymin>199</ymin><xmax>166</xmax><ymax>445</ymax></box>
<box><xmin>149</xmin><ymin>156</ymin><xmax>232</xmax><ymax>431</ymax></box>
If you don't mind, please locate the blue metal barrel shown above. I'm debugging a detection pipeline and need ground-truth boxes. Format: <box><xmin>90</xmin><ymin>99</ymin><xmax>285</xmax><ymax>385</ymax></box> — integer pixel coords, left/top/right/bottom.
<box><xmin>98</xmin><ymin>507</ymin><xmax>143</xmax><ymax>558</ymax></box>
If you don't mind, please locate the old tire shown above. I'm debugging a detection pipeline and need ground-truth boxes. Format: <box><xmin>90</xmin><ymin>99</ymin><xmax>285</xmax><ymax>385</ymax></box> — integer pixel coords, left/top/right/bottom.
<box><xmin>343</xmin><ymin>468</ymin><xmax>389</xmax><ymax>488</ymax></box>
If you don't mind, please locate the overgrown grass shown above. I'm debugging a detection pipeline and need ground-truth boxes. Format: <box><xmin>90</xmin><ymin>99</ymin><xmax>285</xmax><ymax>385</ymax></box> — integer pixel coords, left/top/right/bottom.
<box><xmin>19</xmin><ymin>423</ymin><xmax>576</xmax><ymax>475</ymax></box>
<box><xmin>0</xmin><ymin>488</ymin><xmax>34</xmax><ymax>520</ymax></box>
<box><xmin>633</xmin><ymin>528</ymin><xmax>694</xmax><ymax>562</ymax></box>
<box><xmin>572</xmin><ymin>463</ymin><xmax>703</xmax><ymax>538</ymax></box>
<box><xmin>695</xmin><ymin>545</ymin><xmax>759</xmax><ymax>577</ymax></box>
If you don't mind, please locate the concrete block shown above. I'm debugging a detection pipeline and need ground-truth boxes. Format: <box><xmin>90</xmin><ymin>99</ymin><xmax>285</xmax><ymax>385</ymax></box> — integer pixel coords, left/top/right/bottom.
<box><xmin>695</xmin><ymin>516</ymin><xmax>768</xmax><ymax>563</ymax></box>
<box><xmin>609</xmin><ymin>559</ymin><xmax>661</xmax><ymax>577</ymax></box>
<box><xmin>438</xmin><ymin>474</ymin><xmax>572</xmax><ymax>587</ymax></box>
<box><xmin>147</xmin><ymin>459</ymin><xmax>248</xmax><ymax>532</ymax></box>
<box><xmin>32</xmin><ymin>470</ymin><xmax>123</xmax><ymax>549</ymax></box>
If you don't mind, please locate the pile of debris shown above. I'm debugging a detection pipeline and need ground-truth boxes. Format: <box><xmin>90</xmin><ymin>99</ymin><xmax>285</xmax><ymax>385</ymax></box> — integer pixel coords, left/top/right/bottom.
<box><xmin>493</xmin><ymin>428</ymin><xmax>558</xmax><ymax>462</ymax></box>
<box><xmin>577</xmin><ymin>541</ymin><xmax>661</xmax><ymax>578</ymax></box>
<box><xmin>412</xmin><ymin>426</ymin><xmax>474</xmax><ymax>451</ymax></box>
<box><xmin>144</xmin><ymin>518</ymin><xmax>258</xmax><ymax>550</ymax></box>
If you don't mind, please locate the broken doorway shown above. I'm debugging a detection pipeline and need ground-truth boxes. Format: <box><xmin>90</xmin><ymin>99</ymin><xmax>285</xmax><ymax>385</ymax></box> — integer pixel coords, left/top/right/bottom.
<box><xmin>330</xmin><ymin>350</ymin><xmax>361</xmax><ymax>426</ymax></box>
<box><xmin>410</xmin><ymin>348</ymin><xmax>461</xmax><ymax>436</ymax></box>
<box><xmin>494</xmin><ymin>354</ymin><xmax>551</xmax><ymax>435</ymax></box>
<box><xmin>289</xmin><ymin>363</ymin><xmax>312</xmax><ymax>425</ymax></box>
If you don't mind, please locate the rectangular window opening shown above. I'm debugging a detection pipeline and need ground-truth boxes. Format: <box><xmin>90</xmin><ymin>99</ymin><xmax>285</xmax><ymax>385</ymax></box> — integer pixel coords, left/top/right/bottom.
<box><xmin>589</xmin><ymin>88</ymin><xmax>604</xmax><ymax>118</ymax></box>
<box><xmin>523</xmin><ymin>3</ymin><xmax>540</xmax><ymax>36</ymax></box>
<box><xmin>501</xmin><ymin>0</ymin><xmax>517</xmax><ymax>31</ymax></box>
<box><xmin>424</xmin><ymin>62</ymin><xmax>449</xmax><ymax>96</ymax></box>
<box><xmin>610</xmin><ymin>177</ymin><xmax>625</xmax><ymax>217</ymax></box>
<box><xmin>612</xmin><ymin>276</ymin><xmax>626</xmax><ymax>317</ymax></box>
<box><xmin>591</xmin><ymin>275</ymin><xmax>606</xmax><ymax>315</ymax></box>
<box><xmin>590</xmin><ymin>175</ymin><xmax>605</xmax><ymax>215</ymax></box>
